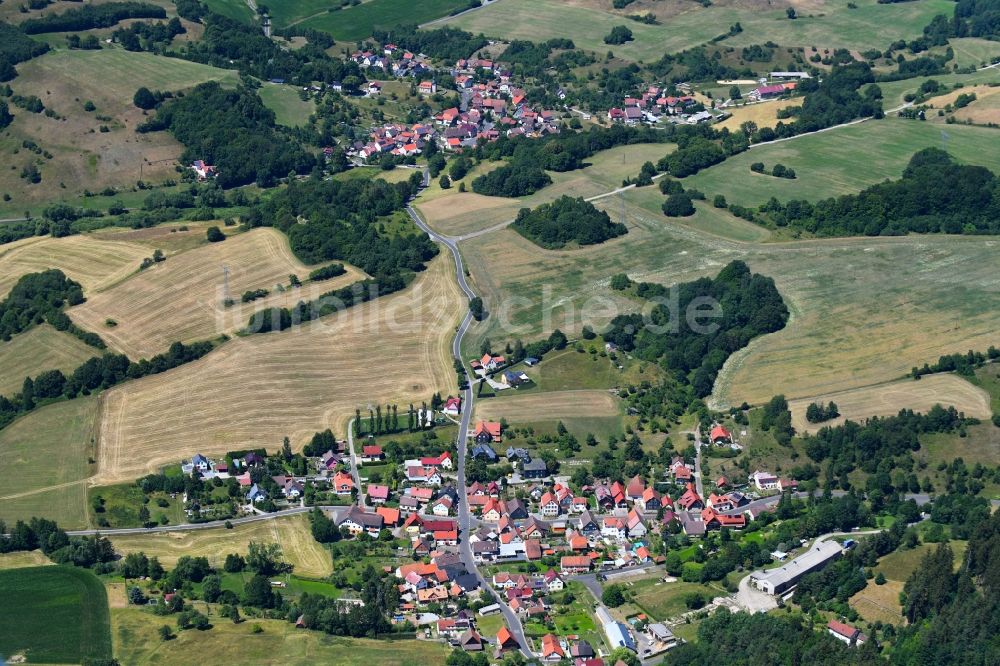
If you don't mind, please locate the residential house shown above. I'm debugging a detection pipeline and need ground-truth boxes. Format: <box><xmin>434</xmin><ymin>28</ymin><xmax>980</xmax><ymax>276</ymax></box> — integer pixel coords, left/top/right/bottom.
<box><xmin>505</xmin><ymin>498</ymin><xmax>529</xmax><ymax>519</ymax></box>
<box><xmin>406</xmin><ymin>466</ymin><xmax>442</xmax><ymax>485</ymax></box>
<box><xmin>482</xmin><ymin>497</ymin><xmax>504</xmax><ymax>522</ymax></box>
<box><xmin>338</xmin><ymin>506</ymin><xmax>384</xmax><ymax>537</ymax></box>
<box><xmin>431</xmin><ymin>496</ymin><xmax>454</xmax><ymax>516</ymax></box>
<box><xmin>420</xmin><ymin>451</ymin><xmax>453</xmax><ymax>470</ymax></box>
<box><xmin>443</xmin><ymin>396</ymin><xmax>462</xmax><ymax>416</ymax></box>
<box><xmin>709</xmin><ymin>424</ymin><xmax>732</xmax><ymax>444</ymax></box>
<box><xmin>474</xmin><ymin>421</ymin><xmax>503</xmax><ymax>443</ymax></box>
<box><xmin>375</xmin><ymin>506</ymin><xmax>400</xmax><ymax>527</ymax></box>
<box><xmin>602</xmin><ymin>517</ymin><xmax>627</xmax><ymax>540</ymax></box>
<box><xmin>522</xmin><ymin>459</ymin><xmax>548</xmax><ymax>479</ymax></box>
<box><xmin>827</xmin><ymin>620</ymin><xmax>867</xmax><ymax>646</ymax></box>
<box><xmin>459</xmin><ymin>629</ymin><xmax>484</xmax><ymax>652</ymax></box>
<box><xmin>246</xmin><ymin>484</ymin><xmax>268</xmax><ymax>504</ymax></box>
<box><xmin>524</xmin><ymin>539</ymin><xmax>542</xmax><ymax>561</ymax></box>
<box><xmin>418</xmin><ymin>80</ymin><xmax>437</xmax><ymax>95</ymax></box>
<box><xmin>560</xmin><ymin>555</ymin><xmax>592</xmax><ymax>574</ymax></box>
<box><xmin>361</xmin><ymin>445</ymin><xmax>384</xmax><ymax>463</ymax></box>
<box><xmin>539</xmin><ymin>491</ymin><xmax>560</xmax><ymax>517</ymax></box>
<box><xmin>678</xmin><ymin>483</ymin><xmax>703</xmax><ymax>510</ymax></box>
<box><xmin>751</xmin><ymin>470</ymin><xmax>779</xmax><ymax>491</ymax></box>
<box><xmin>625</xmin><ymin>509</ymin><xmax>647</xmax><ymax>538</ymax></box>
<box><xmin>543</xmin><ymin>569</ymin><xmax>564</xmax><ymax>592</ymax></box>
<box><xmin>541</xmin><ymin>633</ymin><xmax>565</xmax><ymax>662</ymax></box>
<box><xmin>190</xmin><ymin>160</ymin><xmax>216</xmax><ymax>180</ymax></box>
<box><xmin>577</xmin><ymin>510</ymin><xmax>600</xmax><ymax>537</ymax></box>
<box><xmin>367</xmin><ymin>484</ymin><xmax>389</xmax><ymax>505</ymax></box>
<box><xmin>639</xmin><ymin>488</ymin><xmax>662</xmax><ymax>512</ymax></box>
<box><xmin>496</xmin><ymin>627</ymin><xmax>519</xmax><ymax>656</ymax></box>
<box><xmin>471</xmin><ymin>443</ymin><xmax>498</xmax><ymax>462</ymax></box>
<box><xmin>191</xmin><ymin>453</ymin><xmax>211</xmax><ymax>473</ymax></box>
<box><xmin>332</xmin><ymin>471</ymin><xmax>355</xmax><ymax>496</ymax></box>
<box><xmin>701</xmin><ymin>507</ymin><xmax>746</xmax><ymax>530</ymax></box>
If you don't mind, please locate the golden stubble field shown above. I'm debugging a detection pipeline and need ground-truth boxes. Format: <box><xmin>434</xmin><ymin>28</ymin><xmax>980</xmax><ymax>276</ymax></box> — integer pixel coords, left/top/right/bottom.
<box><xmin>93</xmin><ymin>254</ymin><xmax>461</xmax><ymax>483</ymax></box>
<box><xmin>0</xmin><ymin>233</ymin><xmax>149</xmax><ymax>298</ymax></box>
<box><xmin>109</xmin><ymin>514</ymin><xmax>333</xmax><ymax>578</ymax></box>
<box><xmin>69</xmin><ymin>228</ymin><xmax>366</xmax><ymax>358</ymax></box>
<box><xmin>788</xmin><ymin>374</ymin><xmax>993</xmax><ymax>433</ymax></box>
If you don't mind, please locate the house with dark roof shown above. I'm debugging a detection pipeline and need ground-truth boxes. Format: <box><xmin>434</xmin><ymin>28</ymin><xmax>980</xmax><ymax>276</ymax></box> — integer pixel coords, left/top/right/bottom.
<box><xmin>522</xmin><ymin>459</ymin><xmax>548</xmax><ymax>479</ymax></box>
<box><xmin>471</xmin><ymin>443</ymin><xmax>498</xmax><ymax>462</ymax></box>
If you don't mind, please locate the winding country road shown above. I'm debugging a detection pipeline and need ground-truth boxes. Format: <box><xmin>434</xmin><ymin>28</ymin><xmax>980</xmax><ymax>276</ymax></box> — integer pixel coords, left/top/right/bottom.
<box><xmin>406</xmin><ymin>199</ymin><xmax>534</xmax><ymax>658</ymax></box>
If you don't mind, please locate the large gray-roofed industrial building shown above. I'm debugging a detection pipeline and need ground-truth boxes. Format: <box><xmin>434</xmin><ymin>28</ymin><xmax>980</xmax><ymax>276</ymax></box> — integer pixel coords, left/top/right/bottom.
<box><xmin>750</xmin><ymin>540</ymin><xmax>843</xmax><ymax>595</ymax></box>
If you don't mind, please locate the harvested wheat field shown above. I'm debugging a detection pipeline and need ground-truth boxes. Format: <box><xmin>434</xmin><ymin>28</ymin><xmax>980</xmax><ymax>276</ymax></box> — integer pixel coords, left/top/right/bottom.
<box><xmin>789</xmin><ymin>374</ymin><xmax>992</xmax><ymax>433</ymax></box>
<box><xmin>94</xmin><ymin>255</ymin><xmax>460</xmax><ymax>483</ymax></box>
<box><xmin>474</xmin><ymin>389</ymin><xmax>621</xmax><ymax>422</ymax></box>
<box><xmin>0</xmin><ymin>234</ymin><xmax>149</xmax><ymax>298</ymax></box>
<box><xmin>109</xmin><ymin>515</ymin><xmax>333</xmax><ymax>578</ymax></box>
<box><xmin>70</xmin><ymin>228</ymin><xmax>365</xmax><ymax>358</ymax></box>
<box><xmin>716</xmin><ymin>100</ymin><xmax>798</xmax><ymax>132</ymax></box>
<box><xmin>0</xmin><ymin>324</ymin><xmax>98</xmax><ymax>395</ymax></box>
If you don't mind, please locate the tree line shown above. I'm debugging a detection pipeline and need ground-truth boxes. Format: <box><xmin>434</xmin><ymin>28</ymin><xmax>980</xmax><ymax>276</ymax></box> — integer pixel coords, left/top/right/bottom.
<box><xmin>139</xmin><ymin>82</ymin><xmax>316</xmax><ymax>188</ymax></box>
<box><xmin>758</xmin><ymin>148</ymin><xmax>1000</xmax><ymax>236</ymax></box>
<box><xmin>911</xmin><ymin>346</ymin><xmax>999</xmax><ymax>379</ymax></box>
<box><xmin>0</xmin><ymin>20</ymin><xmax>49</xmax><ymax>82</ymax></box>
<box><xmin>373</xmin><ymin>25</ymin><xmax>488</xmax><ymax>62</ymax></box>
<box><xmin>0</xmin><ymin>337</ymin><xmax>214</xmax><ymax>429</ymax></box>
<box><xmin>20</xmin><ymin>2</ymin><xmax>166</xmax><ymax>34</ymax></box>
<box><xmin>511</xmin><ymin>195</ymin><xmax>627</xmax><ymax>248</ymax></box>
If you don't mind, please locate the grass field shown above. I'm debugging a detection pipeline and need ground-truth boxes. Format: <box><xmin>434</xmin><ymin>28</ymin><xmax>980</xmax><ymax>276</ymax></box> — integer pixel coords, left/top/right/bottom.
<box><xmin>415</xmin><ymin>143</ymin><xmax>673</xmax><ymax>237</ymax></box>
<box><xmin>0</xmin><ymin>396</ymin><xmax>98</xmax><ymax>528</ymax></box>
<box><xmin>93</xmin><ymin>254</ymin><xmax>460</xmax><ymax>482</ymax></box>
<box><xmin>474</xmin><ymin>389</ymin><xmax>621</xmax><ymax>422</ymax></box>
<box><xmin>458</xmin><ymin>187</ymin><xmax>1000</xmax><ymax>408</ymax></box>
<box><xmin>201</xmin><ymin>0</ymin><xmax>256</xmax><ymax>22</ymax></box>
<box><xmin>299</xmin><ymin>0</ymin><xmax>471</xmax><ymax>40</ymax></box>
<box><xmin>686</xmin><ymin>119</ymin><xmax>1000</xmax><ymax>208</ymax></box>
<box><xmin>518</xmin><ymin>344</ymin><xmax>662</xmax><ymax>392</ymax></box>
<box><xmin>877</xmin><ymin>68</ymin><xmax>1000</xmax><ymax>108</ymax></box>
<box><xmin>0</xmin><ymin>324</ymin><xmax>98</xmax><ymax>395</ymax></box>
<box><xmin>70</xmin><ymin>228</ymin><xmax>364</xmax><ymax>358</ymax></box>
<box><xmin>109</xmin><ymin>514</ymin><xmax>334</xmax><ymax>578</ymax></box>
<box><xmin>112</xmin><ymin>607</ymin><xmax>450</xmax><ymax>665</ymax></box>
<box><xmin>716</xmin><ymin>100</ymin><xmax>797</xmax><ymax>132</ymax></box>
<box><xmin>445</xmin><ymin>0</ymin><xmax>951</xmax><ymax>63</ymax></box>
<box><xmin>0</xmin><ymin>550</ymin><xmax>53</xmax><ymax>570</ymax></box>
<box><xmin>788</xmin><ymin>374</ymin><xmax>993</xmax><ymax>433</ymax></box>
<box><xmin>954</xmin><ymin>85</ymin><xmax>1000</xmax><ymax>125</ymax></box>
<box><xmin>1</xmin><ymin>49</ymin><xmax>239</xmax><ymax>210</ymax></box>
<box><xmin>0</xmin><ymin>565</ymin><xmax>112</xmax><ymax>664</ymax></box>
<box><xmin>625</xmin><ymin>576</ymin><xmax>719</xmax><ymax>622</ymax></box>
<box><xmin>88</xmin><ymin>482</ymin><xmax>187</xmax><ymax>528</ymax></box>
<box><xmin>0</xmin><ymin>233</ymin><xmax>150</xmax><ymax>298</ymax></box>
<box><xmin>257</xmin><ymin>82</ymin><xmax>315</xmax><ymax>127</ymax></box>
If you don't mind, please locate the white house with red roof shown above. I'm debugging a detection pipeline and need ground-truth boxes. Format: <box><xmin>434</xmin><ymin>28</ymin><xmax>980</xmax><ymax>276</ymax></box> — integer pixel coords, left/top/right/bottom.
<box><xmin>709</xmin><ymin>424</ymin><xmax>732</xmax><ymax>443</ymax></box>
<box><xmin>442</xmin><ymin>396</ymin><xmax>462</xmax><ymax>416</ymax></box>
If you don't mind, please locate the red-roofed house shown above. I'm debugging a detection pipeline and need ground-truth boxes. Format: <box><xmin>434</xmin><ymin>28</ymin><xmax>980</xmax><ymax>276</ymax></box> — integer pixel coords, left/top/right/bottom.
<box><xmin>474</xmin><ymin>421</ymin><xmax>502</xmax><ymax>443</ymax></box>
<box><xmin>333</xmin><ymin>471</ymin><xmax>354</xmax><ymax>495</ymax></box>
<box><xmin>541</xmin><ymin>634</ymin><xmax>565</xmax><ymax>662</ymax></box>
<box><xmin>367</xmin><ymin>484</ymin><xmax>389</xmax><ymax>504</ymax></box>
<box><xmin>443</xmin><ymin>396</ymin><xmax>462</xmax><ymax>416</ymax></box>
<box><xmin>827</xmin><ymin>619</ymin><xmax>867</xmax><ymax>646</ymax></box>
<box><xmin>626</xmin><ymin>475</ymin><xmax>646</xmax><ymax>500</ymax></box>
<box><xmin>701</xmin><ymin>507</ymin><xmax>746</xmax><ymax>530</ymax></box>
<box><xmin>678</xmin><ymin>483</ymin><xmax>703</xmax><ymax>510</ymax></box>
<box><xmin>376</xmin><ymin>506</ymin><xmax>400</xmax><ymax>527</ymax></box>
<box><xmin>496</xmin><ymin>627</ymin><xmax>519</xmax><ymax>654</ymax></box>
<box><xmin>560</xmin><ymin>555</ymin><xmax>592</xmax><ymax>574</ymax></box>
<box><xmin>361</xmin><ymin>445</ymin><xmax>384</xmax><ymax>462</ymax></box>
<box><xmin>709</xmin><ymin>425</ymin><xmax>732</xmax><ymax>443</ymax></box>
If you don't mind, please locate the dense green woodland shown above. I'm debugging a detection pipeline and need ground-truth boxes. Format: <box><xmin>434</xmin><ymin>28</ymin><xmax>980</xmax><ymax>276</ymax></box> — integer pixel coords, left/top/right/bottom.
<box><xmin>761</xmin><ymin>149</ymin><xmax>1000</xmax><ymax>235</ymax></box>
<box><xmin>373</xmin><ymin>25</ymin><xmax>487</xmax><ymax>62</ymax></box>
<box><xmin>0</xmin><ymin>21</ymin><xmax>49</xmax><ymax>82</ymax></box>
<box><xmin>512</xmin><ymin>195</ymin><xmax>627</xmax><ymax>248</ymax></box>
<box><xmin>604</xmin><ymin>261</ymin><xmax>789</xmax><ymax>398</ymax></box>
<box><xmin>140</xmin><ymin>82</ymin><xmax>315</xmax><ymax>188</ymax></box>
<box><xmin>242</xmin><ymin>175</ymin><xmax>437</xmax><ymax>332</ymax></box>
<box><xmin>19</xmin><ymin>2</ymin><xmax>165</xmax><ymax>34</ymax></box>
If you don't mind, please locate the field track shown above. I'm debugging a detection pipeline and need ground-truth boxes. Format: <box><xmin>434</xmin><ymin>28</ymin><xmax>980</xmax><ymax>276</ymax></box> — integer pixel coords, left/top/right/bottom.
<box><xmin>93</xmin><ymin>254</ymin><xmax>461</xmax><ymax>483</ymax></box>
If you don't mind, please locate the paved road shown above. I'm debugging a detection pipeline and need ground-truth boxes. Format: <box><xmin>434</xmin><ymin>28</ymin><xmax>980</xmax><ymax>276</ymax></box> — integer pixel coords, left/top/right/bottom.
<box><xmin>346</xmin><ymin>417</ymin><xmax>366</xmax><ymax>509</ymax></box>
<box><xmin>66</xmin><ymin>505</ymin><xmax>351</xmax><ymax>536</ymax></box>
<box><xmin>407</xmin><ymin>202</ymin><xmax>533</xmax><ymax>658</ymax></box>
<box><xmin>693</xmin><ymin>428</ymin><xmax>705</xmax><ymax>499</ymax></box>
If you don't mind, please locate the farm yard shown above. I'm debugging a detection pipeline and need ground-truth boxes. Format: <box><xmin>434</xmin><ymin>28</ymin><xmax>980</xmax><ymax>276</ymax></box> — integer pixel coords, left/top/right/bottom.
<box><xmin>0</xmin><ymin>565</ymin><xmax>112</xmax><ymax>664</ymax></box>
<box><xmin>0</xmin><ymin>324</ymin><xmax>97</xmax><ymax>395</ymax></box>
<box><xmin>1</xmin><ymin>49</ymin><xmax>239</xmax><ymax>209</ymax></box>
<box><xmin>0</xmin><ymin>233</ymin><xmax>150</xmax><ymax>298</ymax></box>
<box><xmin>445</xmin><ymin>0</ymin><xmax>953</xmax><ymax>63</ymax></box>
<box><xmin>112</xmin><ymin>609</ymin><xmax>451</xmax><ymax>666</ymax></box>
<box><xmin>109</xmin><ymin>514</ymin><xmax>334</xmax><ymax>578</ymax></box>
<box><xmin>0</xmin><ymin>397</ymin><xmax>98</xmax><ymax>529</ymax></box>
<box><xmin>93</xmin><ymin>254</ymin><xmax>461</xmax><ymax>483</ymax></box>
<box><xmin>69</xmin><ymin>227</ymin><xmax>364</xmax><ymax>358</ymax></box>
<box><xmin>788</xmin><ymin>374</ymin><xmax>992</xmax><ymax>433</ymax></box>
